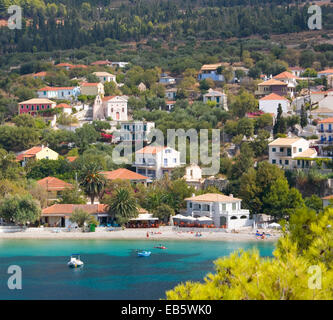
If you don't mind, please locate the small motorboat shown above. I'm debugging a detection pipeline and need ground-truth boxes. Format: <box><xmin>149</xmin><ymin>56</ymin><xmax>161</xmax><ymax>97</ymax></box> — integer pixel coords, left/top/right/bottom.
<box><xmin>154</xmin><ymin>245</ymin><xmax>167</xmax><ymax>249</ymax></box>
<box><xmin>137</xmin><ymin>251</ymin><xmax>151</xmax><ymax>257</ymax></box>
<box><xmin>68</xmin><ymin>254</ymin><xmax>84</xmax><ymax>268</ymax></box>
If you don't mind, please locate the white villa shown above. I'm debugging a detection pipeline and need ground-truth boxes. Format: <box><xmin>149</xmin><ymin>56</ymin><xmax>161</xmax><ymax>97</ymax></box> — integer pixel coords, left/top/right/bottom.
<box><xmin>203</xmin><ymin>88</ymin><xmax>228</xmax><ymax>109</ymax></box>
<box><xmin>115</xmin><ymin>121</ymin><xmax>155</xmax><ymax>143</ymax></box>
<box><xmin>184</xmin><ymin>164</ymin><xmax>203</xmax><ymax>190</ymax></box>
<box><xmin>184</xmin><ymin>193</ymin><xmax>251</xmax><ymax>229</ymax></box>
<box><xmin>259</xmin><ymin>93</ymin><xmax>291</xmax><ymax>116</ymax></box>
<box><xmin>134</xmin><ymin>145</ymin><xmax>183</xmax><ymax>179</ymax></box>
<box><xmin>268</xmin><ymin>137</ymin><xmax>317</xmax><ymax>169</ymax></box>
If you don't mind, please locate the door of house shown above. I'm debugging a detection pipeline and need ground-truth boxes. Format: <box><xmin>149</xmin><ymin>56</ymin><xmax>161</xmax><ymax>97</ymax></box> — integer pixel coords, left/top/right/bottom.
<box><xmin>116</xmin><ymin>112</ymin><xmax>120</xmax><ymax>120</ymax></box>
<box><xmin>220</xmin><ymin>216</ymin><xmax>227</xmax><ymax>227</ymax></box>
<box><xmin>287</xmin><ymin>148</ymin><xmax>291</xmax><ymax>157</ymax></box>
<box><xmin>61</xmin><ymin>217</ymin><xmax>65</xmax><ymax>227</ymax></box>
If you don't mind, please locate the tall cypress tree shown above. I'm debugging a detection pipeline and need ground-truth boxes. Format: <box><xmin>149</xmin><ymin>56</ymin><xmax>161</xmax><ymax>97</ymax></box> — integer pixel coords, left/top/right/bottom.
<box><xmin>300</xmin><ymin>105</ymin><xmax>308</xmax><ymax>128</ymax></box>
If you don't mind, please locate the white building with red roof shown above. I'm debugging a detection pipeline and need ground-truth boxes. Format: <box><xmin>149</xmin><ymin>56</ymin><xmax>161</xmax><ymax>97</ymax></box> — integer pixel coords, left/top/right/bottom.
<box><xmin>318</xmin><ymin>68</ymin><xmax>333</xmax><ymax>79</ymax></box>
<box><xmin>41</xmin><ymin>204</ymin><xmax>108</xmax><ymax>227</ymax></box>
<box><xmin>273</xmin><ymin>71</ymin><xmax>298</xmax><ymax>97</ymax></box>
<box><xmin>133</xmin><ymin>145</ymin><xmax>182</xmax><ymax>179</ymax></box>
<box><xmin>37</xmin><ymin>86</ymin><xmax>80</xmax><ymax>100</ymax></box>
<box><xmin>259</xmin><ymin>93</ymin><xmax>291</xmax><ymax>115</ymax></box>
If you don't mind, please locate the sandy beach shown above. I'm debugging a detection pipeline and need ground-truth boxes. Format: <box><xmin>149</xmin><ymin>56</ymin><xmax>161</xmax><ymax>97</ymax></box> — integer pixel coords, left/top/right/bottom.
<box><xmin>0</xmin><ymin>226</ymin><xmax>280</xmax><ymax>242</ymax></box>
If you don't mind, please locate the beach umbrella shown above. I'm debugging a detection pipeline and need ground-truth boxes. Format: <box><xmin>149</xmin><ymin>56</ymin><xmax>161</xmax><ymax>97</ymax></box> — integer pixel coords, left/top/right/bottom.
<box><xmin>183</xmin><ymin>216</ymin><xmax>196</xmax><ymax>221</ymax></box>
<box><xmin>268</xmin><ymin>222</ymin><xmax>281</xmax><ymax>229</ymax></box>
<box><xmin>173</xmin><ymin>214</ymin><xmax>187</xmax><ymax>220</ymax></box>
<box><xmin>196</xmin><ymin>216</ymin><xmax>213</xmax><ymax>222</ymax></box>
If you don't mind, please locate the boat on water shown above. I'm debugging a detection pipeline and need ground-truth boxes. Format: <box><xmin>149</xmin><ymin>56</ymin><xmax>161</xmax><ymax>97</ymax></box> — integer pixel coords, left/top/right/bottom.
<box><xmin>137</xmin><ymin>251</ymin><xmax>151</xmax><ymax>257</ymax></box>
<box><xmin>154</xmin><ymin>245</ymin><xmax>167</xmax><ymax>249</ymax></box>
<box><xmin>68</xmin><ymin>254</ymin><xmax>84</xmax><ymax>268</ymax></box>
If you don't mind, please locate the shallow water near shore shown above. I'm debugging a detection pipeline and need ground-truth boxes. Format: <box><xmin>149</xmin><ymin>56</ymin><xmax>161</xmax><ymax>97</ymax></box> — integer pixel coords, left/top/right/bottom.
<box><xmin>0</xmin><ymin>239</ymin><xmax>275</xmax><ymax>300</ymax></box>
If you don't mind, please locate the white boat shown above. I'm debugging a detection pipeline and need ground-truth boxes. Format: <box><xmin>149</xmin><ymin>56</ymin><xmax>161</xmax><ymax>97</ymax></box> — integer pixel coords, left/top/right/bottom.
<box><xmin>68</xmin><ymin>254</ymin><xmax>84</xmax><ymax>268</ymax></box>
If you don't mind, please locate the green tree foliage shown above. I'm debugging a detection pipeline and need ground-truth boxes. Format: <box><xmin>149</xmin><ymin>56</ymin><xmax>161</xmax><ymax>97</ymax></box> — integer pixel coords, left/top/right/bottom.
<box><xmin>153</xmin><ymin>203</ymin><xmax>175</xmax><ymax>223</ymax></box>
<box><xmin>0</xmin><ymin>194</ymin><xmax>41</xmax><ymax>225</ymax></box>
<box><xmin>0</xmin><ymin>126</ymin><xmax>40</xmax><ymax>152</ymax></box>
<box><xmin>106</xmin><ymin>188</ymin><xmax>138</xmax><ymax>225</ymax></box>
<box><xmin>166</xmin><ymin>207</ymin><xmax>333</xmax><ymax>300</ymax></box>
<box><xmin>69</xmin><ymin>208</ymin><xmax>95</xmax><ymax>228</ymax></box>
<box><xmin>230</xmin><ymin>89</ymin><xmax>257</xmax><ymax>118</ymax></box>
<box><xmin>59</xmin><ymin>185</ymin><xmax>87</xmax><ymax>204</ymax></box>
<box><xmin>79</xmin><ymin>163</ymin><xmax>106</xmax><ymax>204</ymax></box>
<box><xmin>262</xmin><ymin>178</ymin><xmax>304</xmax><ymax>219</ymax></box>
<box><xmin>74</xmin><ymin>124</ymin><xmax>100</xmax><ymax>153</ymax></box>
<box><xmin>273</xmin><ymin>104</ymin><xmax>286</xmax><ymax>136</ymax></box>
<box><xmin>0</xmin><ymin>148</ymin><xmax>24</xmax><ymax>180</ymax></box>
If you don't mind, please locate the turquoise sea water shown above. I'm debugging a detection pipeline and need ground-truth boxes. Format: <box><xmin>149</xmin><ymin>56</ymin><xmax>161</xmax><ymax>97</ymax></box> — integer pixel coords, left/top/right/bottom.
<box><xmin>0</xmin><ymin>239</ymin><xmax>275</xmax><ymax>300</ymax></box>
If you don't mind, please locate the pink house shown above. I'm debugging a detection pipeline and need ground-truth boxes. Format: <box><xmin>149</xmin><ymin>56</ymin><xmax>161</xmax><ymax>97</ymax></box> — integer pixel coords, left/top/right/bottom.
<box><xmin>18</xmin><ymin>98</ymin><xmax>56</xmax><ymax>116</ymax></box>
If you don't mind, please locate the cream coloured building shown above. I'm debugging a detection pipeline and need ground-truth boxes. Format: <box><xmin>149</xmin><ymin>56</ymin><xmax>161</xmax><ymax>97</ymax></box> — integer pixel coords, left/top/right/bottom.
<box><xmin>93</xmin><ymin>72</ymin><xmax>117</xmax><ymax>84</ymax></box>
<box><xmin>268</xmin><ymin>137</ymin><xmax>317</xmax><ymax>169</ymax></box>
<box><xmin>80</xmin><ymin>82</ymin><xmax>104</xmax><ymax>96</ymax></box>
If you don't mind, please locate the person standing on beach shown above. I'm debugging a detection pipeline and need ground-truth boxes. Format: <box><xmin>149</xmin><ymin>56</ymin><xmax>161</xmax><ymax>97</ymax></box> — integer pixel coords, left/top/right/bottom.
<box><xmin>146</xmin><ymin>231</ymin><xmax>149</xmax><ymax>238</ymax></box>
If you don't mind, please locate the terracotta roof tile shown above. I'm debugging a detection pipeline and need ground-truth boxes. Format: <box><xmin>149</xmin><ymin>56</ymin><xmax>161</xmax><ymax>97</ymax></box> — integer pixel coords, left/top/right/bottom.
<box><xmin>185</xmin><ymin>193</ymin><xmax>241</xmax><ymax>203</ymax></box>
<box><xmin>101</xmin><ymin>168</ymin><xmax>148</xmax><ymax>180</ymax></box>
<box><xmin>136</xmin><ymin>145</ymin><xmax>166</xmax><ymax>154</ymax></box>
<box><xmin>42</xmin><ymin>204</ymin><xmax>108</xmax><ymax>216</ymax></box>
<box><xmin>260</xmin><ymin>93</ymin><xmax>289</xmax><ymax>101</ymax></box>
<box><xmin>37</xmin><ymin>177</ymin><xmax>73</xmax><ymax>191</ymax></box>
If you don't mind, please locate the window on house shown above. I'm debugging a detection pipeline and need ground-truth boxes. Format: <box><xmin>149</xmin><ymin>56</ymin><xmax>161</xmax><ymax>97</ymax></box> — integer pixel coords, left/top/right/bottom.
<box><xmin>222</xmin><ymin>203</ymin><xmax>226</xmax><ymax>211</ymax></box>
<box><xmin>280</xmin><ymin>147</ymin><xmax>284</xmax><ymax>152</ymax></box>
<box><xmin>232</xmin><ymin>203</ymin><xmax>236</xmax><ymax>210</ymax></box>
<box><xmin>272</xmin><ymin>159</ymin><xmax>276</xmax><ymax>164</ymax></box>
<box><xmin>272</xmin><ymin>148</ymin><xmax>276</xmax><ymax>152</ymax></box>
<box><xmin>298</xmin><ymin>148</ymin><xmax>302</xmax><ymax>152</ymax></box>
<box><xmin>285</xmin><ymin>160</ymin><xmax>289</xmax><ymax>165</ymax></box>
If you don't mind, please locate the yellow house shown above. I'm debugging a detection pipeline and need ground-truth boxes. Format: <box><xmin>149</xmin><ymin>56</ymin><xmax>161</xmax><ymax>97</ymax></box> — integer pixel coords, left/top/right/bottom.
<box><xmin>16</xmin><ymin>146</ymin><xmax>59</xmax><ymax>166</ymax></box>
<box><xmin>80</xmin><ymin>82</ymin><xmax>104</xmax><ymax>97</ymax></box>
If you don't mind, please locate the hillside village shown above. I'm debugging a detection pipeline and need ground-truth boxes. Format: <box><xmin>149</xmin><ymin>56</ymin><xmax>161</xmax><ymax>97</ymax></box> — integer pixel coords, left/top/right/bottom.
<box><xmin>1</xmin><ymin>55</ymin><xmax>333</xmax><ymax>230</ymax></box>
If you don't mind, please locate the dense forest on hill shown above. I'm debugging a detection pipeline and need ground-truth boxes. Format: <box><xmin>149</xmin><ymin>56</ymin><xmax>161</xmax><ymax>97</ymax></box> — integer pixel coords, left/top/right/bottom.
<box><xmin>0</xmin><ymin>0</ymin><xmax>332</xmax><ymax>55</ymax></box>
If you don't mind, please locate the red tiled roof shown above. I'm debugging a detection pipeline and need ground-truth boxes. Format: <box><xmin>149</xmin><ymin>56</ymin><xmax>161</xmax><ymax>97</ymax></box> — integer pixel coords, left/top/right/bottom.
<box><xmin>42</xmin><ymin>204</ymin><xmax>108</xmax><ymax>216</ymax></box>
<box><xmin>101</xmin><ymin>168</ymin><xmax>148</xmax><ymax>180</ymax></box>
<box><xmin>274</xmin><ymin>71</ymin><xmax>297</xmax><ymax>79</ymax></box>
<box><xmin>258</xmin><ymin>79</ymin><xmax>287</xmax><ymax>86</ymax></box>
<box><xmin>37</xmin><ymin>177</ymin><xmax>73</xmax><ymax>191</ymax></box>
<box><xmin>318</xmin><ymin>117</ymin><xmax>333</xmax><ymax>124</ymax></box>
<box><xmin>259</xmin><ymin>93</ymin><xmax>289</xmax><ymax>101</ymax></box>
<box><xmin>102</xmin><ymin>96</ymin><xmax>116</xmax><ymax>102</ymax></box>
<box><xmin>38</xmin><ymin>86</ymin><xmax>75</xmax><ymax>91</ymax></box>
<box><xmin>33</xmin><ymin>71</ymin><xmax>47</xmax><ymax>77</ymax></box>
<box><xmin>66</xmin><ymin>156</ymin><xmax>78</xmax><ymax>162</ymax></box>
<box><xmin>136</xmin><ymin>146</ymin><xmax>166</xmax><ymax>154</ymax></box>
<box><xmin>56</xmin><ymin>103</ymin><xmax>72</xmax><ymax>109</ymax></box>
<box><xmin>16</xmin><ymin>146</ymin><xmax>43</xmax><ymax>161</ymax></box>
<box><xmin>318</xmin><ymin>69</ymin><xmax>333</xmax><ymax>74</ymax></box>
